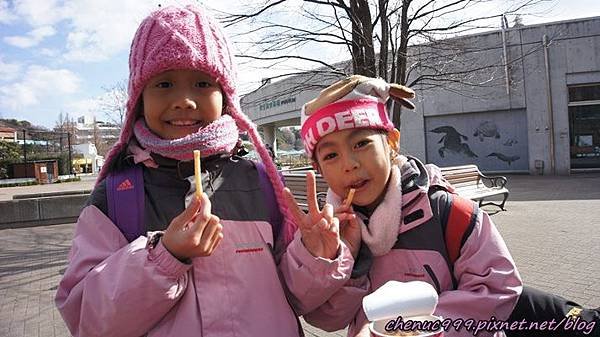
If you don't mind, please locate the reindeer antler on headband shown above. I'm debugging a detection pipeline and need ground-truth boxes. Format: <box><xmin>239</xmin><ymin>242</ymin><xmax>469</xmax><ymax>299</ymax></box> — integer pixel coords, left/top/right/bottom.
<box><xmin>303</xmin><ymin>75</ymin><xmax>415</xmax><ymax>116</ymax></box>
<box><xmin>300</xmin><ymin>75</ymin><xmax>416</xmax><ymax>159</ymax></box>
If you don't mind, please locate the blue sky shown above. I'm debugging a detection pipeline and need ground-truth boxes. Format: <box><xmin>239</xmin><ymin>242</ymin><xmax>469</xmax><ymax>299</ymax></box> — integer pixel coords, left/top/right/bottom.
<box><xmin>1</xmin><ymin>0</ymin><xmax>599</xmax><ymax>129</ymax></box>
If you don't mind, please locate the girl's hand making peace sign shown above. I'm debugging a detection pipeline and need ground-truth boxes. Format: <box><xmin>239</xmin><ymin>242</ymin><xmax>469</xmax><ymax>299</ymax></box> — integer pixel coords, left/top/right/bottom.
<box><xmin>283</xmin><ymin>171</ymin><xmax>341</xmax><ymax>260</ymax></box>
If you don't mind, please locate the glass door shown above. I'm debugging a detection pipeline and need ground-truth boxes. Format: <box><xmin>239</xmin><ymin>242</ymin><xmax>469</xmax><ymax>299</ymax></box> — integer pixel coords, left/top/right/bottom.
<box><xmin>568</xmin><ymin>84</ymin><xmax>600</xmax><ymax>169</ymax></box>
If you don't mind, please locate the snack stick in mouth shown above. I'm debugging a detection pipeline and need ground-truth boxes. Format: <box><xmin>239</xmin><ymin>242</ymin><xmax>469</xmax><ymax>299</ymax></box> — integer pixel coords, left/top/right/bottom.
<box><xmin>194</xmin><ymin>150</ymin><xmax>202</xmax><ymax>198</ymax></box>
<box><xmin>343</xmin><ymin>188</ymin><xmax>356</xmax><ymax>207</ymax></box>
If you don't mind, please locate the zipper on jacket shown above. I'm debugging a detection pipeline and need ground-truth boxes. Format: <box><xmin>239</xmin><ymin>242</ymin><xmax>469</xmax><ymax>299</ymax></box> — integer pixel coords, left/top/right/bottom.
<box><xmin>423</xmin><ymin>264</ymin><xmax>441</xmax><ymax>294</ymax></box>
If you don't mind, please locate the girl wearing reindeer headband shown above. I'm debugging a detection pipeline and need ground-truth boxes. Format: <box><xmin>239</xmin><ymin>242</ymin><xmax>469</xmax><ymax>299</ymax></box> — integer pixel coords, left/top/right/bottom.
<box><xmin>298</xmin><ymin>75</ymin><xmax>523</xmax><ymax>337</ymax></box>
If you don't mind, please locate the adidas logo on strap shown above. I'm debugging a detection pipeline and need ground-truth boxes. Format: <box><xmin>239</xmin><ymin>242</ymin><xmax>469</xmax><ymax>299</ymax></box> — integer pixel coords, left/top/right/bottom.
<box><xmin>116</xmin><ymin>179</ymin><xmax>134</xmax><ymax>191</ymax></box>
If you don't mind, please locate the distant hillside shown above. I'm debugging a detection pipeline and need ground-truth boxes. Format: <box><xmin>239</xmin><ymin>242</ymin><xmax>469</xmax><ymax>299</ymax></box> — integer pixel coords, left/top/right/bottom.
<box><xmin>0</xmin><ymin>119</ymin><xmax>49</xmax><ymax>133</ymax></box>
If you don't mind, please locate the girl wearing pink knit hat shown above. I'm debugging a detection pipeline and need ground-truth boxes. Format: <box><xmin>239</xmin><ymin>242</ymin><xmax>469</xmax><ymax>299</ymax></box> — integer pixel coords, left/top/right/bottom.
<box><xmin>55</xmin><ymin>4</ymin><xmax>354</xmax><ymax>337</ymax></box>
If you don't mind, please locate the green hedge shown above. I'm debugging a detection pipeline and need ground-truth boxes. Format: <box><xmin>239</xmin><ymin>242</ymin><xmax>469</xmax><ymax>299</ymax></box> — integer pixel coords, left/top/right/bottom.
<box><xmin>0</xmin><ymin>180</ymin><xmax>39</xmax><ymax>188</ymax></box>
<box><xmin>56</xmin><ymin>177</ymin><xmax>81</xmax><ymax>183</ymax></box>
<box><xmin>0</xmin><ymin>176</ymin><xmax>80</xmax><ymax>188</ymax></box>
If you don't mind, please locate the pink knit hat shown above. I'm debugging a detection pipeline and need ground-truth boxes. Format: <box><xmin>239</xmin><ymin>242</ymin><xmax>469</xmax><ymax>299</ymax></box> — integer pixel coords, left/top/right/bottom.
<box><xmin>300</xmin><ymin>75</ymin><xmax>416</xmax><ymax>159</ymax></box>
<box><xmin>99</xmin><ymin>4</ymin><xmax>237</xmax><ymax>181</ymax></box>
<box><xmin>98</xmin><ymin>4</ymin><xmax>296</xmax><ymax>244</ymax></box>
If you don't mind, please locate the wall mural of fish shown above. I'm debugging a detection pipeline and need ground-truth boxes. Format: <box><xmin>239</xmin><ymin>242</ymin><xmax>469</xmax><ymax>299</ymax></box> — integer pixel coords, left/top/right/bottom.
<box><xmin>487</xmin><ymin>152</ymin><xmax>520</xmax><ymax>165</ymax></box>
<box><xmin>426</xmin><ymin>110</ymin><xmax>529</xmax><ymax>171</ymax></box>
<box><xmin>430</xmin><ymin>126</ymin><xmax>478</xmax><ymax>158</ymax></box>
<box><xmin>473</xmin><ymin>121</ymin><xmax>501</xmax><ymax>141</ymax></box>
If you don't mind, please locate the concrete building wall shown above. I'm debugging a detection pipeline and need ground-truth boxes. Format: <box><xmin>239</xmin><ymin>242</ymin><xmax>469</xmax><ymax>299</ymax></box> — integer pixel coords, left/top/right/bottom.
<box><xmin>401</xmin><ymin>16</ymin><xmax>600</xmax><ymax>174</ymax></box>
<box><xmin>243</xmin><ymin>70</ymin><xmax>345</xmax><ymax>148</ymax></box>
<box><xmin>402</xmin><ymin>25</ymin><xmax>532</xmax><ymax>172</ymax></box>
<box><xmin>516</xmin><ymin>18</ymin><xmax>600</xmax><ymax>174</ymax></box>
<box><xmin>242</xmin><ymin>16</ymin><xmax>600</xmax><ymax>174</ymax></box>
<box><xmin>243</xmin><ymin>71</ymin><xmax>344</xmax><ymax>126</ymax></box>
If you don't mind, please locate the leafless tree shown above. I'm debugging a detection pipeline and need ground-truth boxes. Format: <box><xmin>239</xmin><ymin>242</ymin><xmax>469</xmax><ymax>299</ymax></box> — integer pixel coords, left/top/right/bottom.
<box><xmin>91</xmin><ymin>117</ymin><xmax>111</xmax><ymax>156</ymax></box>
<box><xmin>54</xmin><ymin>112</ymin><xmax>77</xmax><ymax>137</ymax></box>
<box><xmin>99</xmin><ymin>80</ymin><xmax>128</xmax><ymax>128</ymax></box>
<box><xmin>220</xmin><ymin>0</ymin><xmax>552</xmax><ymax>126</ymax></box>
<box><xmin>53</xmin><ymin>111</ymin><xmax>78</xmax><ymax>155</ymax></box>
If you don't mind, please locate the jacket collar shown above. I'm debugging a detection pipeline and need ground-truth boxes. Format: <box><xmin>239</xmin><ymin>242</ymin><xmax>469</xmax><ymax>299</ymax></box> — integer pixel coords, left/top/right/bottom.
<box><xmin>373</xmin><ymin>155</ymin><xmax>433</xmax><ymax>235</ymax></box>
<box><xmin>396</xmin><ymin>156</ymin><xmax>433</xmax><ymax>234</ymax></box>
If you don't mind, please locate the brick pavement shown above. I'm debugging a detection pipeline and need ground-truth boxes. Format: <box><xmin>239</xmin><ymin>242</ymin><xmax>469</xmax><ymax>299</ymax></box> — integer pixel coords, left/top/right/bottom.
<box><xmin>0</xmin><ymin>173</ymin><xmax>599</xmax><ymax>337</ymax></box>
<box><xmin>489</xmin><ymin>173</ymin><xmax>600</xmax><ymax>308</ymax></box>
<box><xmin>0</xmin><ymin>225</ymin><xmax>71</xmax><ymax>337</ymax></box>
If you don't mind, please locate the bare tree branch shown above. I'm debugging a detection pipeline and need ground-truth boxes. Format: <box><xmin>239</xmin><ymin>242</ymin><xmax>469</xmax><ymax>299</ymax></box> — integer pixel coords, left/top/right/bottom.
<box><xmin>410</xmin><ymin>0</ymin><xmax>470</xmax><ymax>22</ymax></box>
<box><xmin>235</xmin><ymin>54</ymin><xmax>346</xmax><ymax>74</ymax></box>
<box><xmin>99</xmin><ymin>80</ymin><xmax>127</xmax><ymax>128</ymax></box>
<box><xmin>222</xmin><ymin>0</ymin><xmax>288</xmax><ymax>27</ymax></box>
<box><xmin>229</xmin><ymin>0</ymin><xmax>551</xmax><ymax>128</ymax></box>
<box><xmin>232</xmin><ymin>22</ymin><xmax>347</xmax><ymax>41</ymax></box>
<box><xmin>305</xmin><ymin>0</ymin><xmax>347</xmax><ymax>9</ymax></box>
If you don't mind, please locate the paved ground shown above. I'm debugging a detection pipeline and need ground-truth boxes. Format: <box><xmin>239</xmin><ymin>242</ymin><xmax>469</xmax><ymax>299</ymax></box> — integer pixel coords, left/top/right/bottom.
<box><xmin>0</xmin><ymin>176</ymin><xmax>95</xmax><ymax>201</ymax></box>
<box><xmin>0</xmin><ymin>173</ymin><xmax>599</xmax><ymax>337</ymax></box>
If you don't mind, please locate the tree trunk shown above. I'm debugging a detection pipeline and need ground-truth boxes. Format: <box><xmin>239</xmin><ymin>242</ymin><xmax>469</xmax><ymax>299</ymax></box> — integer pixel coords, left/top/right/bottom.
<box><xmin>351</xmin><ymin>0</ymin><xmax>376</xmax><ymax>76</ymax></box>
<box><xmin>378</xmin><ymin>0</ymin><xmax>389</xmax><ymax>80</ymax></box>
<box><xmin>392</xmin><ymin>0</ymin><xmax>411</xmax><ymax>128</ymax></box>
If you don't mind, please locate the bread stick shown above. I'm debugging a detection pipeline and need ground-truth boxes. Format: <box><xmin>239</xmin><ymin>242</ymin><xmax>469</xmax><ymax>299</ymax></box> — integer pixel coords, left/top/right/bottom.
<box><xmin>343</xmin><ymin>188</ymin><xmax>356</xmax><ymax>207</ymax></box>
<box><xmin>193</xmin><ymin>150</ymin><xmax>202</xmax><ymax>198</ymax></box>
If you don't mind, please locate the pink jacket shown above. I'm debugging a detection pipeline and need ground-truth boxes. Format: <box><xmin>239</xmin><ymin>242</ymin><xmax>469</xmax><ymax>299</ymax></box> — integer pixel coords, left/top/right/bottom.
<box><xmin>304</xmin><ymin>158</ymin><xmax>523</xmax><ymax>337</ymax></box>
<box><xmin>56</xmin><ymin>168</ymin><xmax>354</xmax><ymax>337</ymax></box>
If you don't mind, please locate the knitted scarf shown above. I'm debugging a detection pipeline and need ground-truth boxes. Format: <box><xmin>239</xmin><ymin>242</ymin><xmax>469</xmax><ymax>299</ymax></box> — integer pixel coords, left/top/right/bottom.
<box><xmin>133</xmin><ymin>115</ymin><xmax>239</xmax><ymax>161</ymax></box>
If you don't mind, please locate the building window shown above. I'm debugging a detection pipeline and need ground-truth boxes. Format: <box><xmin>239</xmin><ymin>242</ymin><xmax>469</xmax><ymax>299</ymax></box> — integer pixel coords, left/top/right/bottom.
<box><xmin>568</xmin><ymin>84</ymin><xmax>600</xmax><ymax>102</ymax></box>
<box><xmin>568</xmin><ymin>84</ymin><xmax>600</xmax><ymax>169</ymax></box>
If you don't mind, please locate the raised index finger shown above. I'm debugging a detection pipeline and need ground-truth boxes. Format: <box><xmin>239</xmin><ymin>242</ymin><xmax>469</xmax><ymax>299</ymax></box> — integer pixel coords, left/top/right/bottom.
<box><xmin>306</xmin><ymin>170</ymin><xmax>320</xmax><ymax>216</ymax></box>
<box><xmin>190</xmin><ymin>193</ymin><xmax>212</xmax><ymax>232</ymax></box>
<box><xmin>172</xmin><ymin>195</ymin><xmax>202</xmax><ymax>229</ymax></box>
<box><xmin>283</xmin><ymin>187</ymin><xmax>308</xmax><ymax>228</ymax></box>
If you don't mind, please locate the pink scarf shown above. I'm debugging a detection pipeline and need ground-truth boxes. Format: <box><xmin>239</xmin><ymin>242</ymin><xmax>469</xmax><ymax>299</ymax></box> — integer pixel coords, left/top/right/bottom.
<box><xmin>133</xmin><ymin>115</ymin><xmax>239</xmax><ymax>161</ymax></box>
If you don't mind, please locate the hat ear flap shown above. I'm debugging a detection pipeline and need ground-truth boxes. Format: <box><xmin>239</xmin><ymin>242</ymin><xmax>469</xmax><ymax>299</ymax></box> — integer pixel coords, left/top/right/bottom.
<box><xmin>389</xmin><ymin>83</ymin><xmax>416</xmax><ymax>110</ymax></box>
<box><xmin>303</xmin><ymin>76</ymin><xmax>361</xmax><ymax>115</ymax></box>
